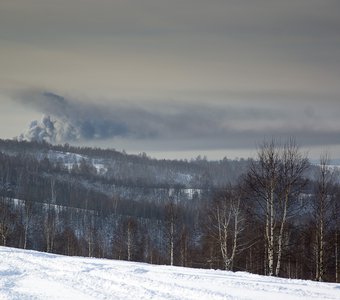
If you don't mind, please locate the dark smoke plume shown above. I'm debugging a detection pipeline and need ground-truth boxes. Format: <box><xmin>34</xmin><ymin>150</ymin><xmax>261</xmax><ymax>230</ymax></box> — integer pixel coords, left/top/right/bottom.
<box><xmin>14</xmin><ymin>90</ymin><xmax>340</xmax><ymax>150</ymax></box>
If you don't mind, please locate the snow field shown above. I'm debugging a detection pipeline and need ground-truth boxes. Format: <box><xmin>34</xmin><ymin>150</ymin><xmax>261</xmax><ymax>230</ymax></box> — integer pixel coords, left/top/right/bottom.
<box><xmin>0</xmin><ymin>246</ymin><xmax>340</xmax><ymax>300</ymax></box>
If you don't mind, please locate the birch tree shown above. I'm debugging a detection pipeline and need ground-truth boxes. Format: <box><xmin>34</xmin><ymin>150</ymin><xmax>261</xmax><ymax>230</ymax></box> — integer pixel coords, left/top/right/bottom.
<box><xmin>165</xmin><ymin>201</ymin><xmax>180</xmax><ymax>266</ymax></box>
<box><xmin>22</xmin><ymin>200</ymin><xmax>33</xmax><ymax>249</ymax></box>
<box><xmin>333</xmin><ymin>184</ymin><xmax>340</xmax><ymax>283</ymax></box>
<box><xmin>246</xmin><ymin>139</ymin><xmax>308</xmax><ymax>276</ymax></box>
<box><xmin>275</xmin><ymin>140</ymin><xmax>309</xmax><ymax>276</ymax></box>
<box><xmin>45</xmin><ymin>178</ymin><xmax>57</xmax><ymax>253</ymax></box>
<box><xmin>126</xmin><ymin>217</ymin><xmax>137</xmax><ymax>261</ymax></box>
<box><xmin>209</xmin><ymin>186</ymin><xmax>243</xmax><ymax>270</ymax></box>
<box><xmin>313</xmin><ymin>154</ymin><xmax>334</xmax><ymax>281</ymax></box>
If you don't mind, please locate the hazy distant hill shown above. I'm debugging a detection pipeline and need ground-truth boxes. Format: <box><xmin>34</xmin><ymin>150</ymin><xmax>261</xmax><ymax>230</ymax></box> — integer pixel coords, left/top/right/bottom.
<box><xmin>0</xmin><ymin>139</ymin><xmax>250</xmax><ymax>204</ymax></box>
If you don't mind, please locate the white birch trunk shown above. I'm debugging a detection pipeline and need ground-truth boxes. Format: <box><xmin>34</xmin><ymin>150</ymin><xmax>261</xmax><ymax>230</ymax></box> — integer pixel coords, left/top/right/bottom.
<box><xmin>275</xmin><ymin>192</ymin><xmax>288</xmax><ymax>276</ymax></box>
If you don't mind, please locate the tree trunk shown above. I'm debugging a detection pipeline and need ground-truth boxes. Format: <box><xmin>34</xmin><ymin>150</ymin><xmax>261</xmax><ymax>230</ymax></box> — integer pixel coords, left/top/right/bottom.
<box><xmin>23</xmin><ymin>222</ymin><xmax>28</xmax><ymax>249</ymax></box>
<box><xmin>275</xmin><ymin>193</ymin><xmax>288</xmax><ymax>276</ymax></box>
<box><xmin>267</xmin><ymin>185</ymin><xmax>275</xmax><ymax>276</ymax></box>
<box><xmin>318</xmin><ymin>214</ymin><xmax>324</xmax><ymax>281</ymax></box>
<box><xmin>170</xmin><ymin>220</ymin><xmax>174</xmax><ymax>266</ymax></box>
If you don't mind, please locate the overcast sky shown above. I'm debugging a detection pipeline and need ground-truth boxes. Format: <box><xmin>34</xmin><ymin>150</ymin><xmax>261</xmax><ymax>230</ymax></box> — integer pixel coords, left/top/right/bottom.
<box><xmin>1</xmin><ymin>0</ymin><xmax>340</xmax><ymax>160</ymax></box>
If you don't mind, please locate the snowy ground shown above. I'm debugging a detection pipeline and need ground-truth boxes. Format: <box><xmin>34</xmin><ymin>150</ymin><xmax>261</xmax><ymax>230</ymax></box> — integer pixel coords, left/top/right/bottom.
<box><xmin>0</xmin><ymin>247</ymin><xmax>339</xmax><ymax>300</ymax></box>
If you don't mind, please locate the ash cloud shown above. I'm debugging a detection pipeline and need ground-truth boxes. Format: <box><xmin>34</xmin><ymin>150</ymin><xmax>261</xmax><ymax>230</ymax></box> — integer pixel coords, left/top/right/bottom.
<box><xmin>18</xmin><ymin>115</ymin><xmax>78</xmax><ymax>143</ymax></box>
<box><xmin>19</xmin><ymin>115</ymin><xmax>58</xmax><ymax>143</ymax></box>
<box><xmin>15</xmin><ymin>90</ymin><xmax>236</xmax><ymax>144</ymax></box>
<box><xmin>16</xmin><ymin>91</ymin><xmax>132</xmax><ymax>143</ymax></box>
<box><xmin>13</xmin><ymin>90</ymin><xmax>340</xmax><ymax>151</ymax></box>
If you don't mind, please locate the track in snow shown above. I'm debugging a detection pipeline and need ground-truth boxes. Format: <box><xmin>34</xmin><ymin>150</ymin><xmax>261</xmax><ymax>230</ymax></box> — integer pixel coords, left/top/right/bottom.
<box><xmin>0</xmin><ymin>246</ymin><xmax>340</xmax><ymax>300</ymax></box>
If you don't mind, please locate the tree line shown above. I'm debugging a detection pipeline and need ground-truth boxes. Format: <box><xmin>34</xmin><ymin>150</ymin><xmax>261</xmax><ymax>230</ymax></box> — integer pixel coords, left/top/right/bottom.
<box><xmin>0</xmin><ymin>138</ymin><xmax>339</xmax><ymax>282</ymax></box>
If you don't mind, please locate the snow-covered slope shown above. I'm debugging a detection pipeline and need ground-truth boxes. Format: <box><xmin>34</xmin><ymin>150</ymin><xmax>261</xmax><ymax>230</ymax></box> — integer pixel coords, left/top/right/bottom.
<box><xmin>0</xmin><ymin>247</ymin><xmax>339</xmax><ymax>300</ymax></box>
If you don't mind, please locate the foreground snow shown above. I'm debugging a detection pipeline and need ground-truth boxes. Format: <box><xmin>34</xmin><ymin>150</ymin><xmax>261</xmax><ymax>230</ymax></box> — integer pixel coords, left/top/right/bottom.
<box><xmin>0</xmin><ymin>247</ymin><xmax>339</xmax><ymax>300</ymax></box>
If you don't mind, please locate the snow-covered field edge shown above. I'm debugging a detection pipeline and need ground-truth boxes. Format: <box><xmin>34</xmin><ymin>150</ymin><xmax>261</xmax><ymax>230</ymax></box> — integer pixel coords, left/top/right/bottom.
<box><xmin>0</xmin><ymin>246</ymin><xmax>339</xmax><ymax>300</ymax></box>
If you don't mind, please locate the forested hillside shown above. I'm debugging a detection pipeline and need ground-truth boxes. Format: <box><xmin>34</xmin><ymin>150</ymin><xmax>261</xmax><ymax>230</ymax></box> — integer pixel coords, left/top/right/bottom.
<box><xmin>0</xmin><ymin>138</ymin><xmax>339</xmax><ymax>282</ymax></box>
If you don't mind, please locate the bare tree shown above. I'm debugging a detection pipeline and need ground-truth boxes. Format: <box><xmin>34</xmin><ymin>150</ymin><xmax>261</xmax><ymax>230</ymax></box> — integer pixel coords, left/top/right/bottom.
<box><xmin>124</xmin><ymin>217</ymin><xmax>137</xmax><ymax>261</ymax></box>
<box><xmin>246</xmin><ymin>140</ymin><xmax>280</xmax><ymax>276</ymax></box>
<box><xmin>246</xmin><ymin>139</ymin><xmax>308</xmax><ymax>276</ymax></box>
<box><xmin>22</xmin><ymin>200</ymin><xmax>33</xmax><ymax>249</ymax></box>
<box><xmin>208</xmin><ymin>186</ymin><xmax>243</xmax><ymax>270</ymax></box>
<box><xmin>85</xmin><ymin>213</ymin><xmax>95</xmax><ymax>257</ymax></box>
<box><xmin>333</xmin><ymin>185</ymin><xmax>340</xmax><ymax>282</ymax></box>
<box><xmin>179</xmin><ymin>224</ymin><xmax>189</xmax><ymax>267</ymax></box>
<box><xmin>45</xmin><ymin>178</ymin><xmax>58</xmax><ymax>253</ymax></box>
<box><xmin>82</xmin><ymin>191</ymin><xmax>96</xmax><ymax>258</ymax></box>
<box><xmin>44</xmin><ymin>207</ymin><xmax>56</xmax><ymax>253</ymax></box>
<box><xmin>0</xmin><ymin>196</ymin><xmax>14</xmax><ymax>246</ymax></box>
<box><xmin>165</xmin><ymin>201</ymin><xmax>180</xmax><ymax>266</ymax></box>
<box><xmin>313</xmin><ymin>153</ymin><xmax>334</xmax><ymax>281</ymax></box>
<box><xmin>275</xmin><ymin>139</ymin><xmax>309</xmax><ymax>276</ymax></box>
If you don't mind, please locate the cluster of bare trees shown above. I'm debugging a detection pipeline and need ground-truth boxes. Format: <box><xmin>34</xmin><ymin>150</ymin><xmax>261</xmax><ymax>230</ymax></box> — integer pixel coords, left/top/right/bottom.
<box><xmin>202</xmin><ymin>139</ymin><xmax>339</xmax><ymax>282</ymax></box>
<box><xmin>245</xmin><ymin>139</ymin><xmax>309</xmax><ymax>276</ymax></box>
<box><xmin>0</xmin><ymin>138</ymin><xmax>340</xmax><ymax>282</ymax></box>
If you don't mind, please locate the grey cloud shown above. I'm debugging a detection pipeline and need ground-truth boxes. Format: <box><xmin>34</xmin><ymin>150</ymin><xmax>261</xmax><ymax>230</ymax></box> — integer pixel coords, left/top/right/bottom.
<box><xmin>1</xmin><ymin>0</ymin><xmax>340</xmax><ymax>99</ymax></box>
<box><xmin>15</xmin><ymin>91</ymin><xmax>131</xmax><ymax>143</ymax></box>
<box><xmin>12</xmin><ymin>90</ymin><xmax>340</xmax><ymax>151</ymax></box>
<box><xmin>2</xmin><ymin>1</ymin><xmax>339</xmax><ymax>37</ymax></box>
<box><xmin>2</xmin><ymin>1</ymin><xmax>340</xmax><ymax>63</ymax></box>
<box><xmin>1</xmin><ymin>0</ymin><xmax>340</xmax><ymax>158</ymax></box>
